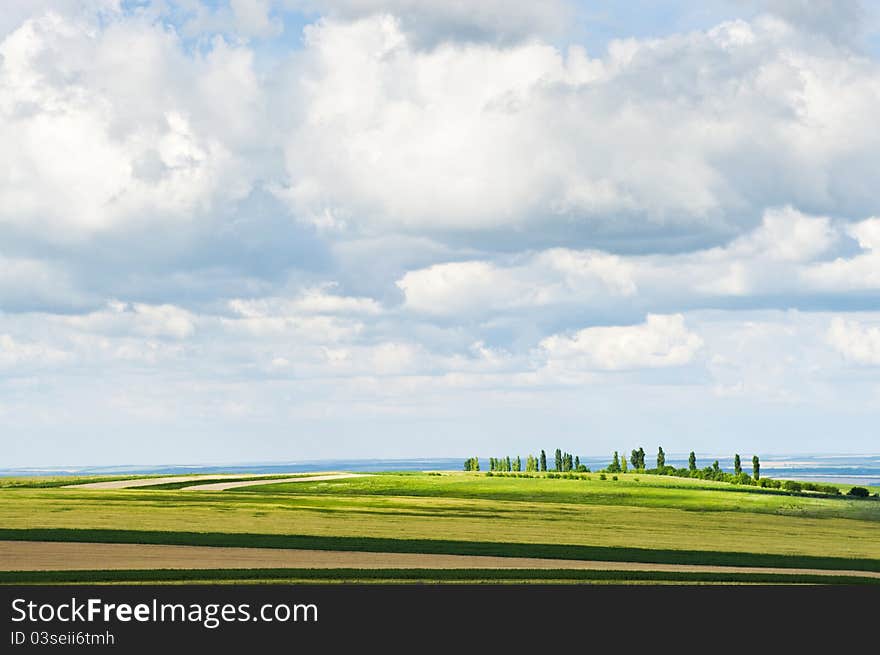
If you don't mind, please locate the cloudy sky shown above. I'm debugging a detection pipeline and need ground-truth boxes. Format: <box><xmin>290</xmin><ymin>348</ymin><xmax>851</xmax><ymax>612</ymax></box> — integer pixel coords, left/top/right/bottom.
<box><xmin>2</xmin><ymin>0</ymin><xmax>880</xmax><ymax>466</ymax></box>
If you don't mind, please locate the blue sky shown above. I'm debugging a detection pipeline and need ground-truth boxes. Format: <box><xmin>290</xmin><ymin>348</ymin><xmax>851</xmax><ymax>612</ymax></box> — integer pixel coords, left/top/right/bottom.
<box><xmin>2</xmin><ymin>1</ymin><xmax>880</xmax><ymax>466</ymax></box>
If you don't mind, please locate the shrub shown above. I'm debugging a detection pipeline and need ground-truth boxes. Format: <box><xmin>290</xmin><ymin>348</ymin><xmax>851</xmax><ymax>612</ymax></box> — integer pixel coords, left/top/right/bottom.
<box><xmin>848</xmin><ymin>486</ymin><xmax>870</xmax><ymax>497</ymax></box>
<box><xmin>782</xmin><ymin>480</ymin><xmax>802</xmax><ymax>492</ymax></box>
<box><xmin>599</xmin><ymin>473</ymin><xmax>607</xmax><ymax>481</ymax></box>
<box><xmin>612</xmin><ymin>475</ymin><xmax>618</xmax><ymax>481</ymax></box>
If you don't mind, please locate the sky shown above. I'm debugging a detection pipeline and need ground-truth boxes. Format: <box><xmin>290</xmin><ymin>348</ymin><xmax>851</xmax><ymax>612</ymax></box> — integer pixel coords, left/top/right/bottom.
<box><xmin>2</xmin><ymin>0</ymin><xmax>880</xmax><ymax>466</ymax></box>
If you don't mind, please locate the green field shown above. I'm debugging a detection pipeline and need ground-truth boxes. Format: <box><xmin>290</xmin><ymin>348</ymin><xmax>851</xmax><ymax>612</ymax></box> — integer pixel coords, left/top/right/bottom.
<box><xmin>1</xmin><ymin>471</ymin><xmax>878</xmax><ymax>584</ymax></box>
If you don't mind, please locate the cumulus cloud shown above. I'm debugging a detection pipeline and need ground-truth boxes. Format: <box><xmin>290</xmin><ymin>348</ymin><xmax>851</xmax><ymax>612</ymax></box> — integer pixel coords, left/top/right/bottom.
<box><xmin>395</xmin><ymin>207</ymin><xmax>859</xmax><ymax>318</ymax></box>
<box><xmin>397</xmin><ymin>251</ymin><xmax>636</xmax><ymax>316</ymax></box>
<box><xmin>801</xmin><ymin>217</ymin><xmax>880</xmax><ymax>291</ymax></box>
<box><xmin>278</xmin><ymin>15</ymin><xmax>880</xmax><ymax>240</ymax></box>
<box><xmin>538</xmin><ymin>314</ymin><xmax>703</xmax><ymax>371</ymax></box>
<box><xmin>0</xmin><ymin>11</ymin><xmax>259</xmax><ymax>239</ymax></box>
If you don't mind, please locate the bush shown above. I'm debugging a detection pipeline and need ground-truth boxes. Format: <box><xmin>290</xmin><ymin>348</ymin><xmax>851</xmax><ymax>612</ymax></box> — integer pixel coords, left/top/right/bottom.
<box><xmin>782</xmin><ymin>480</ymin><xmax>802</xmax><ymax>492</ymax></box>
<box><xmin>848</xmin><ymin>486</ymin><xmax>870</xmax><ymax>497</ymax></box>
<box><xmin>599</xmin><ymin>473</ymin><xmax>607</xmax><ymax>480</ymax></box>
<box><xmin>612</xmin><ymin>475</ymin><xmax>618</xmax><ymax>481</ymax></box>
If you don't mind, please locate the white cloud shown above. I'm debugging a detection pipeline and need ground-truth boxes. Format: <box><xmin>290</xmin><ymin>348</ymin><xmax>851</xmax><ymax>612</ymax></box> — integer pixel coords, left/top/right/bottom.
<box><xmin>397</xmin><ymin>250</ymin><xmax>636</xmax><ymax>316</ymax></box>
<box><xmin>802</xmin><ymin>217</ymin><xmax>880</xmax><ymax>291</ymax></box>
<box><xmin>396</xmin><ymin>208</ymin><xmax>854</xmax><ymax>317</ymax></box>
<box><xmin>293</xmin><ymin>0</ymin><xmax>573</xmax><ymax>44</ymax></box>
<box><xmin>229</xmin><ymin>286</ymin><xmax>382</xmax><ymax>318</ymax></box>
<box><xmin>827</xmin><ymin>317</ymin><xmax>880</xmax><ymax>365</ymax></box>
<box><xmin>63</xmin><ymin>301</ymin><xmax>197</xmax><ymax>340</ymax></box>
<box><xmin>0</xmin><ymin>11</ymin><xmax>258</xmax><ymax>239</ymax></box>
<box><xmin>539</xmin><ymin>314</ymin><xmax>703</xmax><ymax>370</ymax></box>
<box><xmin>0</xmin><ymin>334</ymin><xmax>72</xmax><ymax>369</ymax></box>
<box><xmin>278</xmin><ymin>15</ymin><xmax>880</xmax><ymax>236</ymax></box>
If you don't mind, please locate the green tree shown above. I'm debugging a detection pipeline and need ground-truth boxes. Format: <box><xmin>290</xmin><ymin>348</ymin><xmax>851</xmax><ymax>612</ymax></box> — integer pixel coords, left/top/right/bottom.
<box><xmin>514</xmin><ymin>456</ymin><xmax>521</xmax><ymax>472</ymax></box>
<box><xmin>575</xmin><ymin>455</ymin><xmax>580</xmax><ymax>470</ymax></box>
<box><xmin>620</xmin><ymin>454</ymin><xmax>628</xmax><ymax>473</ymax></box>
<box><xmin>554</xmin><ymin>448</ymin><xmax>563</xmax><ymax>472</ymax></box>
<box><xmin>688</xmin><ymin>451</ymin><xmax>697</xmax><ymax>472</ymax></box>
<box><xmin>505</xmin><ymin>456</ymin><xmax>511</xmax><ymax>472</ymax></box>
<box><xmin>752</xmin><ymin>455</ymin><xmax>760</xmax><ymax>481</ymax></box>
<box><xmin>540</xmin><ymin>450</ymin><xmax>547</xmax><ymax>472</ymax></box>
<box><xmin>734</xmin><ymin>453</ymin><xmax>742</xmax><ymax>475</ymax></box>
<box><xmin>638</xmin><ymin>447</ymin><xmax>645</xmax><ymax>469</ymax></box>
<box><xmin>630</xmin><ymin>450</ymin><xmax>640</xmax><ymax>470</ymax></box>
<box><xmin>609</xmin><ymin>451</ymin><xmax>621</xmax><ymax>473</ymax></box>
<box><xmin>657</xmin><ymin>446</ymin><xmax>665</xmax><ymax>470</ymax></box>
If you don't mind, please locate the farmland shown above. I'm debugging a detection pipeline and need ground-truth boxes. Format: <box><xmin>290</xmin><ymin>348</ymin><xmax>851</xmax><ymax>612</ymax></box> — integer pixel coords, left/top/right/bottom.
<box><xmin>1</xmin><ymin>471</ymin><xmax>878</xmax><ymax>584</ymax></box>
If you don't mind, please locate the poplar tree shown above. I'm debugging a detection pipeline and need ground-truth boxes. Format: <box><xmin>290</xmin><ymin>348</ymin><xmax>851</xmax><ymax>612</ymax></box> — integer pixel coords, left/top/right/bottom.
<box><xmin>688</xmin><ymin>451</ymin><xmax>697</xmax><ymax>472</ymax></box>
<box><xmin>657</xmin><ymin>446</ymin><xmax>665</xmax><ymax>470</ymax></box>
<box><xmin>734</xmin><ymin>453</ymin><xmax>742</xmax><ymax>475</ymax></box>
<box><xmin>554</xmin><ymin>448</ymin><xmax>563</xmax><ymax>472</ymax></box>
<box><xmin>609</xmin><ymin>451</ymin><xmax>621</xmax><ymax>473</ymax></box>
<box><xmin>540</xmin><ymin>450</ymin><xmax>547</xmax><ymax>472</ymax></box>
<box><xmin>752</xmin><ymin>455</ymin><xmax>760</xmax><ymax>481</ymax></box>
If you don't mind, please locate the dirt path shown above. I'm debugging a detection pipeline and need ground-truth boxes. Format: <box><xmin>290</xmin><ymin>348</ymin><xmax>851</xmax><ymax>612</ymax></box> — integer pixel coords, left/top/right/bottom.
<box><xmin>1</xmin><ymin>541</ymin><xmax>877</xmax><ymax>579</ymax></box>
<box><xmin>178</xmin><ymin>473</ymin><xmax>369</xmax><ymax>491</ymax></box>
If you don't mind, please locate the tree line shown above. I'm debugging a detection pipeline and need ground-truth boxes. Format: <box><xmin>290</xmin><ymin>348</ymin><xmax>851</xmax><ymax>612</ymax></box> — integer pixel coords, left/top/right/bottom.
<box><xmin>465</xmin><ymin>447</ymin><xmax>874</xmax><ymax>498</ymax></box>
<box><xmin>465</xmin><ymin>448</ymin><xmax>591</xmax><ymax>473</ymax></box>
<box><xmin>601</xmin><ymin>446</ymin><xmax>763</xmax><ymax>484</ymax></box>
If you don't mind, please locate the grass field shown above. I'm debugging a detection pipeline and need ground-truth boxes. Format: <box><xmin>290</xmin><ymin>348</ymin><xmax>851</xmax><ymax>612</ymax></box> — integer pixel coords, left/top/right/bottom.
<box><xmin>1</xmin><ymin>471</ymin><xmax>878</xmax><ymax>584</ymax></box>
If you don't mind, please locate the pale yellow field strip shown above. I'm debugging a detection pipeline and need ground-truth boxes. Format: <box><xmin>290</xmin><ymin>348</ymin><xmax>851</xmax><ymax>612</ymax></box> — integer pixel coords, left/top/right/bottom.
<box><xmin>66</xmin><ymin>474</ymin><xmax>284</xmax><ymax>490</ymax></box>
<box><xmin>2</xmin><ymin>542</ymin><xmax>879</xmax><ymax>578</ymax></box>
<box><xmin>177</xmin><ymin>473</ymin><xmax>369</xmax><ymax>491</ymax></box>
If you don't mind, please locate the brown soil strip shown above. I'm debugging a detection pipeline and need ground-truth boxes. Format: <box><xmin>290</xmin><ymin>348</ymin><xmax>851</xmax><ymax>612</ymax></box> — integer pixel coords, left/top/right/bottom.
<box><xmin>2</xmin><ymin>541</ymin><xmax>878</xmax><ymax>578</ymax></box>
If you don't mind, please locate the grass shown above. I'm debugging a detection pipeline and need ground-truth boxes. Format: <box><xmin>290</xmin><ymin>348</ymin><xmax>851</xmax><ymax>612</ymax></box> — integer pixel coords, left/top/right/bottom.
<box><xmin>1</xmin><ymin>568</ymin><xmax>877</xmax><ymax>585</ymax></box>
<box><xmin>1</xmin><ymin>527</ymin><xmax>879</xmax><ymax>571</ymax></box>
<box><xmin>1</xmin><ymin>471</ymin><xmax>878</xmax><ymax>583</ymax></box>
<box><xmin>0</xmin><ymin>475</ymin><xmax>162</xmax><ymax>489</ymax></box>
<box><xmin>238</xmin><ymin>472</ymin><xmax>880</xmax><ymax>520</ymax></box>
